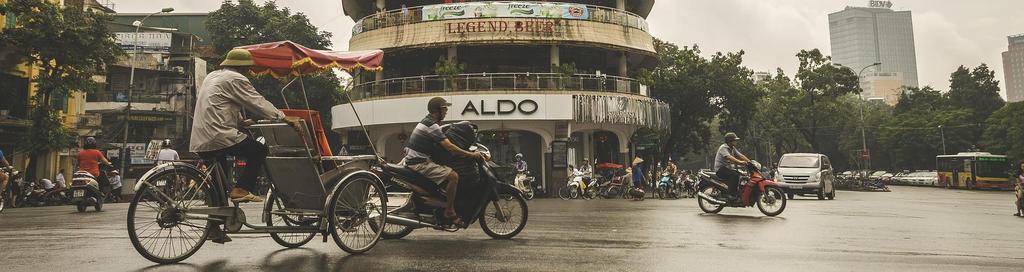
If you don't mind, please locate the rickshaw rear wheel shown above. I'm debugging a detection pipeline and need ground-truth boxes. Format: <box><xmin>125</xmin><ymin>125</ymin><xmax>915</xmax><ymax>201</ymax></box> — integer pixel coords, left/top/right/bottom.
<box><xmin>265</xmin><ymin>190</ymin><xmax>317</xmax><ymax>248</ymax></box>
<box><xmin>329</xmin><ymin>174</ymin><xmax>387</xmax><ymax>254</ymax></box>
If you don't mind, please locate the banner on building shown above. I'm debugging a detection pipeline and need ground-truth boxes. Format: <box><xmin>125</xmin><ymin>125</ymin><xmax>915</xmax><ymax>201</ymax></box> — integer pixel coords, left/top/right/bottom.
<box><xmin>115</xmin><ymin>32</ymin><xmax>172</xmax><ymax>54</ymax></box>
<box><xmin>572</xmin><ymin>94</ymin><xmax>670</xmax><ymax>131</ymax></box>
<box><xmin>422</xmin><ymin>2</ymin><xmax>589</xmax><ymax>21</ymax></box>
<box><xmin>108</xmin><ymin>143</ymin><xmax>152</xmax><ymax>165</ymax></box>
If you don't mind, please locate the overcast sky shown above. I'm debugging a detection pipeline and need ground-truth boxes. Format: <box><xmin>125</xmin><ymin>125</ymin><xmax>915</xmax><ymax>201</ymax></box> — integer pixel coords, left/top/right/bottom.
<box><xmin>111</xmin><ymin>0</ymin><xmax>1024</xmax><ymax>98</ymax></box>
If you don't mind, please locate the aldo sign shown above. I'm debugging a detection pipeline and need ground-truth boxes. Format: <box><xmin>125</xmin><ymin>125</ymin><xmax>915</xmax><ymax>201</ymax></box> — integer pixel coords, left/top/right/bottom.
<box><xmin>462</xmin><ymin>99</ymin><xmax>539</xmax><ymax>115</ymax></box>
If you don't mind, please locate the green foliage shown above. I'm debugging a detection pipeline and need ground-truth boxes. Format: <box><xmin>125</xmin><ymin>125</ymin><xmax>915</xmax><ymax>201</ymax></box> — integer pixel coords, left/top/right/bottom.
<box><xmin>0</xmin><ymin>0</ymin><xmax>123</xmax><ymax>179</ymax></box>
<box><xmin>639</xmin><ymin>40</ymin><xmax>760</xmax><ymax>159</ymax></box>
<box><xmin>433</xmin><ymin>58</ymin><xmax>465</xmax><ymax>91</ymax></box>
<box><xmin>550</xmin><ymin>62</ymin><xmax>576</xmax><ymax>78</ymax></box>
<box><xmin>207</xmin><ymin>0</ymin><xmax>346</xmax><ymax>152</ymax></box>
<box><xmin>947</xmin><ymin>64</ymin><xmax>1004</xmax><ymax>122</ymax></box>
<box><xmin>982</xmin><ymin>102</ymin><xmax>1024</xmax><ymax>161</ymax></box>
<box><xmin>787</xmin><ymin>49</ymin><xmax>860</xmax><ymax>152</ymax></box>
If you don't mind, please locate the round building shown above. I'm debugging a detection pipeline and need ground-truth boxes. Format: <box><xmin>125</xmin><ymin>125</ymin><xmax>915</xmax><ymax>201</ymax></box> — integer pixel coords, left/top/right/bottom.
<box><xmin>333</xmin><ymin>0</ymin><xmax>668</xmax><ymax>193</ymax></box>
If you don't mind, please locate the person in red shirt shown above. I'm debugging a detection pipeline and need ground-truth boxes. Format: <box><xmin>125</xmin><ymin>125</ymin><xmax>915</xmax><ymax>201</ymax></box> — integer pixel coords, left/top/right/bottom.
<box><xmin>78</xmin><ymin>137</ymin><xmax>112</xmax><ymax>179</ymax></box>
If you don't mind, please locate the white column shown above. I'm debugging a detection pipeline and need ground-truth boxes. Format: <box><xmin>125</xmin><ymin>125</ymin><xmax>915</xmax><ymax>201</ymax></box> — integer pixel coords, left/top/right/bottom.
<box><xmin>550</xmin><ymin>45</ymin><xmax>560</xmax><ymax>69</ymax></box>
<box><xmin>616</xmin><ymin>0</ymin><xmax>626</xmax><ymax>10</ymax></box>
<box><xmin>618</xmin><ymin>51</ymin><xmax>628</xmax><ymax>76</ymax></box>
<box><xmin>447</xmin><ymin>46</ymin><xmax>458</xmax><ymax>62</ymax></box>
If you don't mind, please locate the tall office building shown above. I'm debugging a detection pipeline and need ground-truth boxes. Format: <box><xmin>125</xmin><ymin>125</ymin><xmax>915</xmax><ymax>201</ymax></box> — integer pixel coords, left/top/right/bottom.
<box><xmin>1002</xmin><ymin>34</ymin><xmax>1024</xmax><ymax>102</ymax></box>
<box><xmin>829</xmin><ymin>1</ymin><xmax>918</xmax><ymax>101</ymax></box>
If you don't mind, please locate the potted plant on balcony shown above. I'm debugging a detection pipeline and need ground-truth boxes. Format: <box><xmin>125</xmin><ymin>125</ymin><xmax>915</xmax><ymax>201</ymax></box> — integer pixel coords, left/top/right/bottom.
<box><xmin>551</xmin><ymin>62</ymin><xmax>577</xmax><ymax>90</ymax></box>
<box><xmin>434</xmin><ymin>58</ymin><xmax>465</xmax><ymax>92</ymax></box>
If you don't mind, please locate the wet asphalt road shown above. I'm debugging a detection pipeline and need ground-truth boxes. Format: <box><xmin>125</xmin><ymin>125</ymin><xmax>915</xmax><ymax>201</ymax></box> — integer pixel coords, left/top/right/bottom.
<box><xmin>1</xmin><ymin>186</ymin><xmax>1022</xmax><ymax>272</ymax></box>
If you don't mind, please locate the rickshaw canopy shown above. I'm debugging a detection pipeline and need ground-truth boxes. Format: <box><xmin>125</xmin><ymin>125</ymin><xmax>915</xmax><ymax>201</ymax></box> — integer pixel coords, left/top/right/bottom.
<box><xmin>236</xmin><ymin>40</ymin><xmax>383</xmax><ymax>79</ymax></box>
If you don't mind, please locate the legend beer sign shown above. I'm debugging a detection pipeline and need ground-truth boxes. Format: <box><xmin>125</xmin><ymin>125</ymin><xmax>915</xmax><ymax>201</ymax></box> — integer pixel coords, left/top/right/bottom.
<box><xmin>446</xmin><ymin>20</ymin><xmax>562</xmax><ymax>34</ymax></box>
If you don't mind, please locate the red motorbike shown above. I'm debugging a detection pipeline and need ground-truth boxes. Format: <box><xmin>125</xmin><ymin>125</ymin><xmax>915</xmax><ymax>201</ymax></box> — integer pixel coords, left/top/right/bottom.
<box><xmin>696</xmin><ymin>161</ymin><xmax>787</xmax><ymax>216</ymax></box>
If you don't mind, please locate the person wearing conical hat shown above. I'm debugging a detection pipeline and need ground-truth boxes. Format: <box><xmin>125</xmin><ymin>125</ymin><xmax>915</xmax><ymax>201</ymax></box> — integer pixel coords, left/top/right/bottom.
<box><xmin>631</xmin><ymin>156</ymin><xmax>645</xmax><ymax>195</ymax></box>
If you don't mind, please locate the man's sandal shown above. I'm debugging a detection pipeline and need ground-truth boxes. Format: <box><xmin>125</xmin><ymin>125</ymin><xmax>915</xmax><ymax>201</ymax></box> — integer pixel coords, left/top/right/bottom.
<box><xmin>230</xmin><ymin>193</ymin><xmax>264</xmax><ymax>203</ymax></box>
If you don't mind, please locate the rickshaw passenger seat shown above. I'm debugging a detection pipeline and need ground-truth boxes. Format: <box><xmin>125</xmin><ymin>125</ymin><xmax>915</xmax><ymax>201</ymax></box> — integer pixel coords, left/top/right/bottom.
<box><xmin>282</xmin><ymin>109</ymin><xmax>332</xmax><ymax>156</ymax></box>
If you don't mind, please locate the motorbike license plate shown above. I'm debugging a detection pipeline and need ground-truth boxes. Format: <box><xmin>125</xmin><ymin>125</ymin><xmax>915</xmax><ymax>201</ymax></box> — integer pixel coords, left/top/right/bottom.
<box><xmin>73</xmin><ymin>190</ymin><xmax>84</xmax><ymax>198</ymax></box>
<box><xmin>156</xmin><ymin>180</ymin><xmax>167</xmax><ymax>186</ymax></box>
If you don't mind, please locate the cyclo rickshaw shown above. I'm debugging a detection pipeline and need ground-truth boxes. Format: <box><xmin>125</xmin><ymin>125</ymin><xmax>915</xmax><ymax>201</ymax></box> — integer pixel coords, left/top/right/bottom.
<box><xmin>126</xmin><ymin>41</ymin><xmax>390</xmax><ymax>264</ymax></box>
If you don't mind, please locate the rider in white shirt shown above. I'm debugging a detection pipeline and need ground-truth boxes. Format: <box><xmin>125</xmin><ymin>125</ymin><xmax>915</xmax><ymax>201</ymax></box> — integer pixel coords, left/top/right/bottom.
<box><xmin>155</xmin><ymin>140</ymin><xmax>180</xmax><ymax>165</ymax></box>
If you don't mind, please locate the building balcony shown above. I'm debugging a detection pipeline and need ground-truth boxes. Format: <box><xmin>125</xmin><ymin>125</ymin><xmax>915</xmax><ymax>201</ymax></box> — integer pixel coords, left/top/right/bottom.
<box><xmin>349</xmin><ymin>72</ymin><xmax>648</xmax><ymax>101</ymax></box>
<box><xmin>349</xmin><ymin>2</ymin><xmax>654</xmax><ymax>54</ymax></box>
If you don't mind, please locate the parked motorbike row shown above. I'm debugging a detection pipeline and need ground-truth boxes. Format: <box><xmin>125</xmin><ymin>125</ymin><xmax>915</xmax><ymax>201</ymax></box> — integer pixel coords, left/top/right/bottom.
<box><xmin>0</xmin><ymin>166</ymin><xmax>120</xmax><ymax>213</ymax></box>
<box><xmin>558</xmin><ymin>169</ymin><xmax>698</xmax><ymax>201</ymax></box>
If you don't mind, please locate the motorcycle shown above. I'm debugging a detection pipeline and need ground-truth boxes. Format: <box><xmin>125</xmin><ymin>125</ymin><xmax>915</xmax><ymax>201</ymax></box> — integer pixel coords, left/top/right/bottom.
<box><xmin>17</xmin><ymin>178</ymin><xmax>69</xmax><ymax>207</ymax></box>
<box><xmin>514</xmin><ymin>171</ymin><xmax>536</xmax><ymax>200</ymax></box>
<box><xmin>679</xmin><ymin>173</ymin><xmax>697</xmax><ymax>198</ymax></box>
<box><xmin>656</xmin><ymin>172</ymin><xmax>679</xmax><ymax>199</ymax></box>
<box><xmin>696</xmin><ymin>161</ymin><xmax>787</xmax><ymax>216</ymax></box>
<box><xmin>560</xmin><ymin>169</ymin><xmax>588</xmax><ymax>200</ymax></box>
<box><xmin>374</xmin><ymin>121</ymin><xmax>528</xmax><ymax>240</ymax></box>
<box><xmin>70</xmin><ymin>170</ymin><xmax>106</xmax><ymax>212</ymax></box>
<box><xmin>1</xmin><ymin>166</ymin><xmax>23</xmax><ymax>212</ymax></box>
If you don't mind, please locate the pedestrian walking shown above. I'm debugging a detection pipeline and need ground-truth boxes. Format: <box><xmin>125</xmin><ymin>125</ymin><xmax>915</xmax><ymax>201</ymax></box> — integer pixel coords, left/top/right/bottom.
<box><xmin>1014</xmin><ymin>161</ymin><xmax>1023</xmax><ymax>216</ymax></box>
<box><xmin>108</xmin><ymin>170</ymin><xmax>122</xmax><ymax>203</ymax></box>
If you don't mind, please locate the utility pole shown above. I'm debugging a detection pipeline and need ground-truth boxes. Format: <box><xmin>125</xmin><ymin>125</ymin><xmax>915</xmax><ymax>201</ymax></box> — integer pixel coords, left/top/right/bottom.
<box><xmin>122</xmin><ymin>7</ymin><xmax>174</xmax><ymax>174</ymax></box>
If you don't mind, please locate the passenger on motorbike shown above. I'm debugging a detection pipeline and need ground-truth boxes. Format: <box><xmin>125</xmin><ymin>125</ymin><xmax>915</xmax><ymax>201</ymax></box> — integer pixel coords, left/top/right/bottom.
<box><xmin>78</xmin><ymin>137</ymin><xmax>112</xmax><ymax>191</ymax></box>
<box><xmin>401</xmin><ymin>97</ymin><xmax>487</xmax><ymax>223</ymax></box>
<box><xmin>514</xmin><ymin>153</ymin><xmax>527</xmax><ymax>174</ymax></box>
<box><xmin>580</xmin><ymin>159</ymin><xmax>594</xmax><ymax>187</ymax></box>
<box><xmin>714</xmin><ymin>132</ymin><xmax>750</xmax><ymax>201</ymax></box>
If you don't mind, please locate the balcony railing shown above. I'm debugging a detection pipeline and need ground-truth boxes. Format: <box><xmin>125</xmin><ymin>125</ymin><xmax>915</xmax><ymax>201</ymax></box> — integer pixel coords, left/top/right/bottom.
<box><xmin>352</xmin><ymin>2</ymin><xmax>650</xmax><ymax>35</ymax></box>
<box><xmin>350</xmin><ymin>73</ymin><xmax>647</xmax><ymax>101</ymax></box>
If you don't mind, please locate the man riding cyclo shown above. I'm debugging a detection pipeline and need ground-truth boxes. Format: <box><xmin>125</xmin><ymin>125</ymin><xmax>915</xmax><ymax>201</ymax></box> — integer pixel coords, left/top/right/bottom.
<box><xmin>190</xmin><ymin>48</ymin><xmax>301</xmax><ymax>243</ymax></box>
<box><xmin>714</xmin><ymin>132</ymin><xmax>751</xmax><ymax>202</ymax></box>
<box><xmin>400</xmin><ymin>97</ymin><xmax>488</xmax><ymax>225</ymax></box>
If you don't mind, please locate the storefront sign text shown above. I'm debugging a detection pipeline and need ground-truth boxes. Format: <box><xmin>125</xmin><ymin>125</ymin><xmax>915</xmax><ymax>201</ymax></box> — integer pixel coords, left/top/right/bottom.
<box><xmin>462</xmin><ymin>99</ymin><xmax>539</xmax><ymax>115</ymax></box>
<box><xmin>446</xmin><ymin>20</ymin><xmax>560</xmax><ymax>34</ymax></box>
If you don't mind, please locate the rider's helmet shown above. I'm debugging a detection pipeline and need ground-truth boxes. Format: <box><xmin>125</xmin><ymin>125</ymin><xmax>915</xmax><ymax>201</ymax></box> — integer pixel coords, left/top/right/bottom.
<box><xmin>724</xmin><ymin>132</ymin><xmax>740</xmax><ymax>143</ymax></box>
<box><xmin>83</xmin><ymin>137</ymin><xmax>97</xmax><ymax>149</ymax></box>
<box><xmin>162</xmin><ymin>139</ymin><xmax>172</xmax><ymax>148</ymax></box>
<box><xmin>515</xmin><ymin>153</ymin><xmax>523</xmax><ymax>160</ymax></box>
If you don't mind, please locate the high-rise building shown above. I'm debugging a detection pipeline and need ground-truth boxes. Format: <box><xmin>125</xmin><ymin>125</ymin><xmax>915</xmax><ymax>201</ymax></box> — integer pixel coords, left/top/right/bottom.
<box><xmin>829</xmin><ymin>0</ymin><xmax>918</xmax><ymax>101</ymax></box>
<box><xmin>1002</xmin><ymin>34</ymin><xmax>1024</xmax><ymax>102</ymax></box>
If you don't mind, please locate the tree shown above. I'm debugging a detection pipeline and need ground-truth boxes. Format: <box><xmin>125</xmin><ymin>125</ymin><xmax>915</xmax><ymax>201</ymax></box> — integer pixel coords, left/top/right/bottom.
<box><xmin>0</xmin><ymin>0</ymin><xmax>122</xmax><ymax>180</ymax></box>
<box><xmin>982</xmin><ymin>102</ymin><xmax>1024</xmax><ymax>161</ymax></box>
<box><xmin>207</xmin><ymin>0</ymin><xmax>345</xmax><ymax>152</ymax></box>
<box><xmin>788</xmin><ymin>49</ymin><xmax>860</xmax><ymax>152</ymax></box>
<box><xmin>640</xmin><ymin>40</ymin><xmax>759</xmax><ymax>161</ymax></box>
<box><xmin>947</xmin><ymin>64</ymin><xmax>1004</xmax><ymax>123</ymax></box>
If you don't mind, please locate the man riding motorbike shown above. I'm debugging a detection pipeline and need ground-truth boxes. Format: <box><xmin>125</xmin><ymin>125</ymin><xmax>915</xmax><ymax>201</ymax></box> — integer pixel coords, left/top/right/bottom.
<box><xmin>714</xmin><ymin>132</ymin><xmax>750</xmax><ymax>202</ymax></box>
<box><xmin>401</xmin><ymin>97</ymin><xmax>487</xmax><ymax>224</ymax></box>
<box><xmin>514</xmin><ymin>153</ymin><xmax>527</xmax><ymax>174</ymax></box>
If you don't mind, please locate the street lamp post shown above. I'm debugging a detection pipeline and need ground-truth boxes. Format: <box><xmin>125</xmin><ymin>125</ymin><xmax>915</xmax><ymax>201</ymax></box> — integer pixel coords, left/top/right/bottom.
<box><xmin>939</xmin><ymin>125</ymin><xmax>946</xmax><ymax>155</ymax></box>
<box><xmin>856</xmin><ymin>62</ymin><xmax>882</xmax><ymax>177</ymax></box>
<box><xmin>121</xmin><ymin>7</ymin><xmax>173</xmax><ymax>174</ymax></box>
